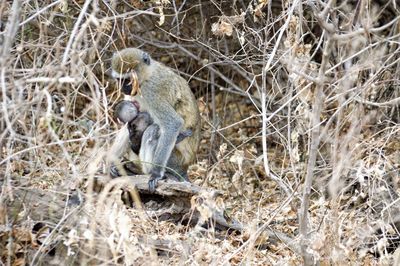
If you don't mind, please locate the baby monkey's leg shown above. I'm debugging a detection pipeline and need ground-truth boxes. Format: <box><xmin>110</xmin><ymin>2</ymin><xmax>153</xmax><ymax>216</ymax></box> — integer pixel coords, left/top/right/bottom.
<box><xmin>139</xmin><ymin>124</ymin><xmax>159</xmax><ymax>175</ymax></box>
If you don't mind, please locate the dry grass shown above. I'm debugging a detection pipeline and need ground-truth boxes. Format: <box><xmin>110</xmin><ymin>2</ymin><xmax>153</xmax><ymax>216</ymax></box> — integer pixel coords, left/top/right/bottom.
<box><xmin>1</xmin><ymin>0</ymin><xmax>399</xmax><ymax>265</ymax></box>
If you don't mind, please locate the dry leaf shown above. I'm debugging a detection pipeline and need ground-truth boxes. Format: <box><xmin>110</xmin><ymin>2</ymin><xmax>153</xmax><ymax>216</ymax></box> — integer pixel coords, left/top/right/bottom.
<box><xmin>212</xmin><ymin>21</ymin><xmax>233</xmax><ymax>37</ymax></box>
<box><xmin>211</xmin><ymin>13</ymin><xmax>245</xmax><ymax>37</ymax></box>
<box><xmin>12</xmin><ymin>258</ymin><xmax>25</xmax><ymax>266</ymax></box>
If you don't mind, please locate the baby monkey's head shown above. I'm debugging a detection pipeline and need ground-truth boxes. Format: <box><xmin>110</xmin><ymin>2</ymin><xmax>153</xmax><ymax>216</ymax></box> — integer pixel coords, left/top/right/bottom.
<box><xmin>114</xmin><ymin>100</ymin><xmax>139</xmax><ymax>124</ymax></box>
<box><xmin>111</xmin><ymin>48</ymin><xmax>153</xmax><ymax>97</ymax></box>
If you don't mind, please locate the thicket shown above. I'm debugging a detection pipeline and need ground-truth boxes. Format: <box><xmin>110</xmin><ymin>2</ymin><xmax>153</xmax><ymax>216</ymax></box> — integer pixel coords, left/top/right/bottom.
<box><xmin>1</xmin><ymin>0</ymin><xmax>399</xmax><ymax>265</ymax></box>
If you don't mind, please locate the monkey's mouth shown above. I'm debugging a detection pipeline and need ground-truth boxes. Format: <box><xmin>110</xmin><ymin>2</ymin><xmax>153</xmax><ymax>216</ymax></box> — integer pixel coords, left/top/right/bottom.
<box><xmin>120</xmin><ymin>71</ymin><xmax>140</xmax><ymax>97</ymax></box>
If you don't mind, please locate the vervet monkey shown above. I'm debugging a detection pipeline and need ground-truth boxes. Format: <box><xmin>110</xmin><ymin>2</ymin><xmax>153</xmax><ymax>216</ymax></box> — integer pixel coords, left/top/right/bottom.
<box><xmin>111</xmin><ymin>48</ymin><xmax>201</xmax><ymax>191</ymax></box>
<box><xmin>110</xmin><ymin>100</ymin><xmax>194</xmax><ymax>183</ymax></box>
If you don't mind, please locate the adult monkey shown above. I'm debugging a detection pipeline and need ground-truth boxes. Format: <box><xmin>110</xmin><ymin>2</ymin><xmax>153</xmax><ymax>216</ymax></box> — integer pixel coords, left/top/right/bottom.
<box><xmin>111</xmin><ymin>48</ymin><xmax>201</xmax><ymax>192</ymax></box>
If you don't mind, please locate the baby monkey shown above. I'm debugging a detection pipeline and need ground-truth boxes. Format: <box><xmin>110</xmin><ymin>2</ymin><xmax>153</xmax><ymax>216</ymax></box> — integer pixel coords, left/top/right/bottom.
<box><xmin>110</xmin><ymin>100</ymin><xmax>192</xmax><ymax>183</ymax></box>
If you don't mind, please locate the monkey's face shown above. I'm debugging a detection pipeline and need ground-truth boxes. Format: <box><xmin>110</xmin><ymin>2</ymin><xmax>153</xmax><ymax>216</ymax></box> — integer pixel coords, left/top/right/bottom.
<box><xmin>111</xmin><ymin>48</ymin><xmax>152</xmax><ymax>97</ymax></box>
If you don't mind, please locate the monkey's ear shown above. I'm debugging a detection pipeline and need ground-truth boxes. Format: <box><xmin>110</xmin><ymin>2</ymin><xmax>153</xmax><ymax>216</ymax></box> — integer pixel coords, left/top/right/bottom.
<box><xmin>142</xmin><ymin>52</ymin><xmax>151</xmax><ymax>65</ymax></box>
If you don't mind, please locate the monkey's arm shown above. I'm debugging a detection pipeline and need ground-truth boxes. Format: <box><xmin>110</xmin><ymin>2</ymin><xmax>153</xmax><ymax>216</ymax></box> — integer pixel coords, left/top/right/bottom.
<box><xmin>146</xmin><ymin>100</ymin><xmax>184</xmax><ymax>192</ymax></box>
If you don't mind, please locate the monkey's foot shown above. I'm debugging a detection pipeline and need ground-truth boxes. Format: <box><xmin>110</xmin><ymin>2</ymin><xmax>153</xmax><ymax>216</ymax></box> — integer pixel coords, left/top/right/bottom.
<box><xmin>109</xmin><ymin>161</ymin><xmax>141</xmax><ymax>177</ymax></box>
<box><xmin>148</xmin><ymin>172</ymin><xmax>166</xmax><ymax>193</ymax></box>
<box><xmin>109</xmin><ymin>164</ymin><xmax>121</xmax><ymax>177</ymax></box>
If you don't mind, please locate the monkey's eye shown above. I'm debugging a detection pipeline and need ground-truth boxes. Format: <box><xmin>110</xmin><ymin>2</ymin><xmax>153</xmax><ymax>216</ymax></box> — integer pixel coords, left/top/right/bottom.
<box><xmin>142</xmin><ymin>52</ymin><xmax>151</xmax><ymax>65</ymax></box>
<box><xmin>121</xmin><ymin>78</ymin><xmax>132</xmax><ymax>95</ymax></box>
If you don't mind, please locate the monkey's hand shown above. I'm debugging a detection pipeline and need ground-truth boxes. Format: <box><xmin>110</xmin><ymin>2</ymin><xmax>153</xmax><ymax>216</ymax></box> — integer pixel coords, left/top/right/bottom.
<box><xmin>176</xmin><ymin>129</ymin><xmax>192</xmax><ymax>144</ymax></box>
<box><xmin>109</xmin><ymin>163</ymin><xmax>121</xmax><ymax>177</ymax></box>
<box><xmin>148</xmin><ymin>168</ymin><xmax>166</xmax><ymax>192</ymax></box>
